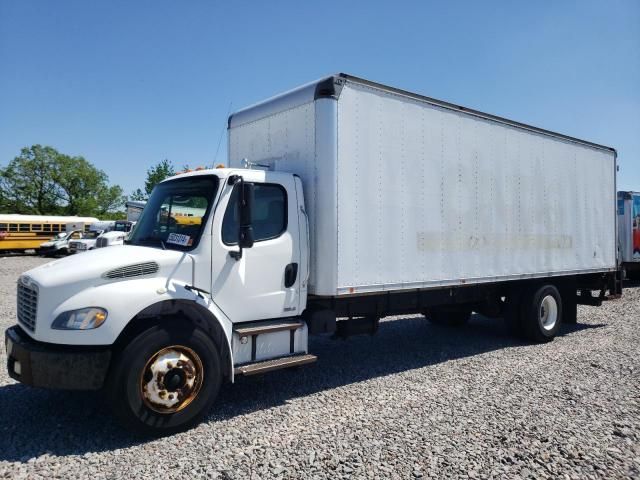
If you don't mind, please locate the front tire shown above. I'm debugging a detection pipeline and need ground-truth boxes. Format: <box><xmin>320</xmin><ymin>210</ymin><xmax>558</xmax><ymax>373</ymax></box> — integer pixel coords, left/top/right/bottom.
<box><xmin>107</xmin><ymin>323</ymin><xmax>222</xmax><ymax>435</ymax></box>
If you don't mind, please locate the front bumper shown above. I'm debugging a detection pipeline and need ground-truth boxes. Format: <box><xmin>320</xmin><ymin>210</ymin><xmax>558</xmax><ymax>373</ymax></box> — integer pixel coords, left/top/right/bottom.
<box><xmin>5</xmin><ymin>326</ymin><xmax>111</xmax><ymax>390</ymax></box>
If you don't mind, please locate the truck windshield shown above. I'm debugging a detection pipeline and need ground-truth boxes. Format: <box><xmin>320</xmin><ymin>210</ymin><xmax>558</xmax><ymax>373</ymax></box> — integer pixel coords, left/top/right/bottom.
<box><xmin>128</xmin><ymin>176</ymin><xmax>218</xmax><ymax>251</ymax></box>
<box><xmin>114</xmin><ymin>222</ymin><xmax>131</xmax><ymax>232</ymax></box>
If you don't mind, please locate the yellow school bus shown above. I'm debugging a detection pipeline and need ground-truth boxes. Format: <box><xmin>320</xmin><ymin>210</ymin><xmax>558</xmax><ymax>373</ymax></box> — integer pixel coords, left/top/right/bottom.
<box><xmin>0</xmin><ymin>215</ymin><xmax>98</xmax><ymax>252</ymax></box>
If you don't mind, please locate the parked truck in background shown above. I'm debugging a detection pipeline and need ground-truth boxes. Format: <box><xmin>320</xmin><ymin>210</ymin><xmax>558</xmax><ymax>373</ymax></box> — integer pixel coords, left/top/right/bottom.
<box><xmin>618</xmin><ymin>191</ymin><xmax>640</xmax><ymax>279</ymax></box>
<box><xmin>38</xmin><ymin>219</ymin><xmax>98</xmax><ymax>256</ymax></box>
<box><xmin>5</xmin><ymin>74</ymin><xmax>621</xmax><ymax>435</ymax></box>
<box><xmin>95</xmin><ymin>204</ymin><xmax>143</xmax><ymax>249</ymax></box>
<box><xmin>69</xmin><ymin>221</ymin><xmax>116</xmax><ymax>254</ymax></box>
<box><xmin>95</xmin><ymin>220</ymin><xmax>137</xmax><ymax>249</ymax></box>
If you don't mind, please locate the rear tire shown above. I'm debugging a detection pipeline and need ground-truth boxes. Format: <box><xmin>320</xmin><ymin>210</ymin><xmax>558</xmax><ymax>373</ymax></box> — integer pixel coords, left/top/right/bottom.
<box><xmin>107</xmin><ymin>323</ymin><xmax>222</xmax><ymax>436</ymax></box>
<box><xmin>520</xmin><ymin>284</ymin><xmax>562</xmax><ymax>342</ymax></box>
<box><xmin>424</xmin><ymin>307</ymin><xmax>471</xmax><ymax>327</ymax></box>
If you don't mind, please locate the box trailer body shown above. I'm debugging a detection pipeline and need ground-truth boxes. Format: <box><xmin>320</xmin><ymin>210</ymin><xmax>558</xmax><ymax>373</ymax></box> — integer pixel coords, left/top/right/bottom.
<box><xmin>5</xmin><ymin>73</ymin><xmax>622</xmax><ymax>435</ymax></box>
<box><xmin>125</xmin><ymin>200</ymin><xmax>146</xmax><ymax>222</ymax></box>
<box><xmin>229</xmin><ymin>74</ymin><xmax>617</xmax><ymax>296</ymax></box>
<box><xmin>618</xmin><ymin>191</ymin><xmax>640</xmax><ymax>276</ymax></box>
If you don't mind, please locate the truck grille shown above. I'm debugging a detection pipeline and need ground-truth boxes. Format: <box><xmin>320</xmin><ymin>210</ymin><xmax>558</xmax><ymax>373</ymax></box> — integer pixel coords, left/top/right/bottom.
<box><xmin>96</xmin><ymin>237</ymin><xmax>108</xmax><ymax>248</ymax></box>
<box><xmin>17</xmin><ymin>281</ymin><xmax>38</xmax><ymax>332</ymax></box>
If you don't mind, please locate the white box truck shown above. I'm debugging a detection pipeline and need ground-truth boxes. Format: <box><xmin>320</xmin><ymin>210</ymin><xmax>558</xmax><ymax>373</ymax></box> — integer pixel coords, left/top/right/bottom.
<box><xmin>5</xmin><ymin>74</ymin><xmax>621</xmax><ymax>434</ymax></box>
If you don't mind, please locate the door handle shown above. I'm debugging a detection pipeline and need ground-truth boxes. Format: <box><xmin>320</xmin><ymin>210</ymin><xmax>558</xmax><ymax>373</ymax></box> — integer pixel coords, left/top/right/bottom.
<box><xmin>284</xmin><ymin>263</ymin><xmax>298</xmax><ymax>288</ymax></box>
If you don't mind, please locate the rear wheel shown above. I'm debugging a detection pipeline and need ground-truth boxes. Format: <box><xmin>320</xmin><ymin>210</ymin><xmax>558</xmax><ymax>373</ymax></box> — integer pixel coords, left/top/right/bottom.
<box><xmin>520</xmin><ymin>284</ymin><xmax>562</xmax><ymax>342</ymax></box>
<box><xmin>424</xmin><ymin>307</ymin><xmax>471</xmax><ymax>327</ymax></box>
<box><xmin>107</xmin><ymin>323</ymin><xmax>221</xmax><ymax>435</ymax></box>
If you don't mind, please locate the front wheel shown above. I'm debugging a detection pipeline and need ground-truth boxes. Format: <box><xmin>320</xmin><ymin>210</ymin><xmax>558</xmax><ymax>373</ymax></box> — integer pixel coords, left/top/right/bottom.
<box><xmin>107</xmin><ymin>323</ymin><xmax>222</xmax><ymax>435</ymax></box>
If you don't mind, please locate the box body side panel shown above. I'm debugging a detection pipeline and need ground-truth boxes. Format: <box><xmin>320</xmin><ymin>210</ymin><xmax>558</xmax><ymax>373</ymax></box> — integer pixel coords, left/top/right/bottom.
<box><xmin>335</xmin><ymin>82</ymin><xmax>616</xmax><ymax>294</ymax></box>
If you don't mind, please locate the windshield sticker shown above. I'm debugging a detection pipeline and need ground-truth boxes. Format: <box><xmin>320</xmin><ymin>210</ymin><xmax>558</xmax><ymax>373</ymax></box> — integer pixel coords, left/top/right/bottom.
<box><xmin>167</xmin><ymin>233</ymin><xmax>192</xmax><ymax>246</ymax></box>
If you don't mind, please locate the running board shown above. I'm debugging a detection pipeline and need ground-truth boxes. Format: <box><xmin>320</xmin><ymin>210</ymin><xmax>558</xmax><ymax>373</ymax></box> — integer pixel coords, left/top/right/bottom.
<box><xmin>233</xmin><ymin>319</ymin><xmax>304</xmax><ymax>337</ymax></box>
<box><xmin>234</xmin><ymin>354</ymin><xmax>317</xmax><ymax>376</ymax></box>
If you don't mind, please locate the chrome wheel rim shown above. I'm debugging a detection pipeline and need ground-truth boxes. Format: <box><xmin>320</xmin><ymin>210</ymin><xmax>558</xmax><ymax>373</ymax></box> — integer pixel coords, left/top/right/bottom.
<box><xmin>140</xmin><ymin>345</ymin><xmax>204</xmax><ymax>414</ymax></box>
<box><xmin>539</xmin><ymin>295</ymin><xmax>558</xmax><ymax>331</ymax></box>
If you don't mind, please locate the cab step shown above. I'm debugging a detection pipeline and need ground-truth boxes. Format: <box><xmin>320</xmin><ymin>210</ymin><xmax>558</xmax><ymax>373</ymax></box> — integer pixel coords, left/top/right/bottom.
<box><xmin>234</xmin><ymin>353</ymin><xmax>317</xmax><ymax>376</ymax></box>
<box><xmin>233</xmin><ymin>319</ymin><xmax>304</xmax><ymax>337</ymax></box>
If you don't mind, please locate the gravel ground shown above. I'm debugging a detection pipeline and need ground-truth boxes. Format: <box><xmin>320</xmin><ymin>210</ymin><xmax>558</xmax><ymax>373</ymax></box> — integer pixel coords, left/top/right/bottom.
<box><xmin>0</xmin><ymin>255</ymin><xmax>638</xmax><ymax>479</ymax></box>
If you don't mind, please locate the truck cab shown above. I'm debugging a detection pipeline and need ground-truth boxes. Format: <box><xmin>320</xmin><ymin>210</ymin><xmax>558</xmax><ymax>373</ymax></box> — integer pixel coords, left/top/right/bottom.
<box><xmin>6</xmin><ymin>168</ymin><xmax>311</xmax><ymax>434</ymax></box>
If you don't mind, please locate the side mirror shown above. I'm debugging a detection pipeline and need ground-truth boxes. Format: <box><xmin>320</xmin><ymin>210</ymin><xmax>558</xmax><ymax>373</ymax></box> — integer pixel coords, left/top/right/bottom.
<box><xmin>229</xmin><ymin>179</ymin><xmax>254</xmax><ymax>260</ymax></box>
<box><xmin>239</xmin><ymin>182</ymin><xmax>254</xmax><ymax>248</ymax></box>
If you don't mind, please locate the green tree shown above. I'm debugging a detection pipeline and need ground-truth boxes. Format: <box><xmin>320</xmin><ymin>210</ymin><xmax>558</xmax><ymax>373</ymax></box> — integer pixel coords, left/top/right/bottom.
<box><xmin>0</xmin><ymin>145</ymin><xmax>60</xmax><ymax>214</ymax></box>
<box><xmin>53</xmin><ymin>154</ymin><xmax>125</xmax><ymax>216</ymax></box>
<box><xmin>0</xmin><ymin>145</ymin><xmax>125</xmax><ymax>216</ymax></box>
<box><xmin>144</xmin><ymin>159</ymin><xmax>175</xmax><ymax>196</ymax></box>
<box><xmin>129</xmin><ymin>188</ymin><xmax>147</xmax><ymax>201</ymax></box>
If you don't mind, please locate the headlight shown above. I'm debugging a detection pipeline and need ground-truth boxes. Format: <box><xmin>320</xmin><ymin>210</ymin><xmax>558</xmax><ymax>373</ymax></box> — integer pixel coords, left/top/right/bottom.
<box><xmin>51</xmin><ymin>307</ymin><xmax>108</xmax><ymax>330</ymax></box>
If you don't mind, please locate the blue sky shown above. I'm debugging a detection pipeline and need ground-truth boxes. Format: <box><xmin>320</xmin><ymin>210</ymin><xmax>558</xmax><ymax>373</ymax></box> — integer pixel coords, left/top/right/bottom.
<box><xmin>1</xmin><ymin>1</ymin><xmax>639</xmax><ymax>194</ymax></box>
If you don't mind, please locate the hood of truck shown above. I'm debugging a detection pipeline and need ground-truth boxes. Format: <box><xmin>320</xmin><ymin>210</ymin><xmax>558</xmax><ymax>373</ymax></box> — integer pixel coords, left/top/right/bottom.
<box><xmin>17</xmin><ymin>245</ymin><xmax>197</xmax><ymax>343</ymax></box>
<box><xmin>24</xmin><ymin>245</ymin><xmax>186</xmax><ymax>288</ymax></box>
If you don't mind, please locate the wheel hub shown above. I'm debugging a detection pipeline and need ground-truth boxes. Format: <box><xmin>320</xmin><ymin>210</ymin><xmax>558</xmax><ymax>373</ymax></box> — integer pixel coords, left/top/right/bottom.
<box><xmin>164</xmin><ymin>368</ymin><xmax>187</xmax><ymax>391</ymax></box>
<box><xmin>539</xmin><ymin>295</ymin><xmax>558</xmax><ymax>331</ymax></box>
<box><xmin>140</xmin><ymin>346</ymin><xmax>203</xmax><ymax>414</ymax></box>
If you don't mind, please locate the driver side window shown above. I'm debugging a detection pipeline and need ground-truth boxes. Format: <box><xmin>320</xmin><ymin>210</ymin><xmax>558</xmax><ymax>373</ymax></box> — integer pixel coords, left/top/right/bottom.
<box><xmin>222</xmin><ymin>183</ymin><xmax>287</xmax><ymax>245</ymax></box>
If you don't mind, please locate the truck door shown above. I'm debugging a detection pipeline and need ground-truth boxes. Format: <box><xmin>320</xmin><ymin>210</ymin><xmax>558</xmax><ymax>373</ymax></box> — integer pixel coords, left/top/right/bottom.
<box><xmin>210</xmin><ymin>174</ymin><xmax>301</xmax><ymax>323</ymax></box>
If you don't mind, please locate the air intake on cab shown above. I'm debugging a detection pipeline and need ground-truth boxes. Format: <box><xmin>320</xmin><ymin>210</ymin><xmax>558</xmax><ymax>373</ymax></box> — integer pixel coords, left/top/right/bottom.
<box><xmin>102</xmin><ymin>262</ymin><xmax>159</xmax><ymax>279</ymax></box>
